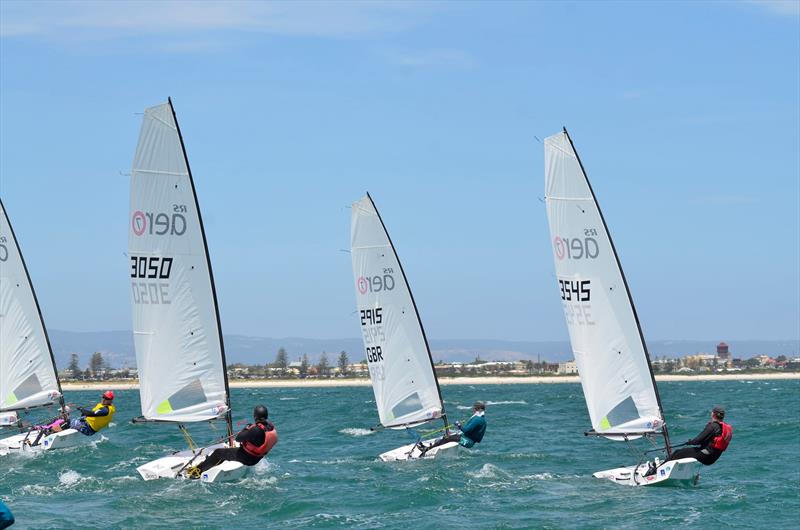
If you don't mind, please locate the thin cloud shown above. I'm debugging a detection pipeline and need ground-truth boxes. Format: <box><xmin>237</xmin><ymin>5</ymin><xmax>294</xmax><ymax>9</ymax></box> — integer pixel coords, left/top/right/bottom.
<box><xmin>0</xmin><ymin>0</ymin><xmax>435</xmax><ymax>39</ymax></box>
<box><xmin>689</xmin><ymin>195</ymin><xmax>759</xmax><ymax>205</ymax></box>
<box><xmin>382</xmin><ymin>48</ymin><xmax>477</xmax><ymax>68</ymax></box>
<box><xmin>747</xmin><ymin>0</ymin><xmax>800</xmax><ymax>16</ymax></box>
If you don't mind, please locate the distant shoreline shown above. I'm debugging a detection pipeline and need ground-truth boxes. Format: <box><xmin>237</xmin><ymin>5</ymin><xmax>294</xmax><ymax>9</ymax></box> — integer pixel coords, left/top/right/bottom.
<box><xmin>60</xmin><ymin>372</ymin><xmax>800</xmax><ymax>390</ymax></box>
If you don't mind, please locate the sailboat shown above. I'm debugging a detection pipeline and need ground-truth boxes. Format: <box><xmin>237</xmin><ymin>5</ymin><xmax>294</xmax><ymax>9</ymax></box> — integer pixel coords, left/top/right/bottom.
<box><xmin>543</xmin><ymin>129</ymin><xmax>700</xmax><ymax>486</ymax></box>
<box><xmin>350</xmin><ymin>193</ymin><xmax>456</xmax><ymax>461</ymax></box>
<box><xmin>0</xmin><ymin>200</ymin><xmax>85</xmax><ymax>455</ymax></box>
<box><xmin>129</xmin><ymin>99</ymin><xmax>242</xmax><ymax>483</ymax></box>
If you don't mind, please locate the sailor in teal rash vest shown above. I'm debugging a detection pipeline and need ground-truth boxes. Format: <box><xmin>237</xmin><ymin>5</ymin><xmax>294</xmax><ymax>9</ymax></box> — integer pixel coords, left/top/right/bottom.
<box><xmin>420</xmin><ymin>401</ymin><xmax>487</xmax><ymax>454</ymax></box>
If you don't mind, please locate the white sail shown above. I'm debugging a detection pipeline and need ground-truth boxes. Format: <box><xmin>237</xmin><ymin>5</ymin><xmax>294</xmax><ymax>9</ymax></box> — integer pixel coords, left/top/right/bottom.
<box><xmin>350</xmin><ymin>195</ymin><xmax>444</xmax><ymax>428</ymax></box>
<box><xmin>0</xmin><ymin>200</ymin><xmax>62</xmax><ymax>412</ymax></box>
<box><xmin>129</xmin><ymin>100</ymin><xmax>229</xmax><ymax>424</ymax></box>
<box><xmin>544</xmin><ymin>130</ymin><xmax>663</xmax><ymax>438</ymax></box>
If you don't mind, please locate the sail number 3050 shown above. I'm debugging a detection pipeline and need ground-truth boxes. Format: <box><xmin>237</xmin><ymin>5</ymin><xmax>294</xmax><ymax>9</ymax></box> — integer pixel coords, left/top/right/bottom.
<box><xmin>130</xmin><ymin>256</ymin><xmax>173</xmax><ymax>305</ymax></box>
<box><xmin>130</xmin><ymin>256</ymin><xmax>173</xmax><ymax>279</ymax></box>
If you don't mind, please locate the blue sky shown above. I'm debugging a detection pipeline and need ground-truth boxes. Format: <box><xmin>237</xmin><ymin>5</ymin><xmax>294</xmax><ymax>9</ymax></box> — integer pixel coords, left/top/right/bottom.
<box><xmin>0</xmin><ymin>1</ymin><xmax>798</xmax><ymax>342</ymax></box>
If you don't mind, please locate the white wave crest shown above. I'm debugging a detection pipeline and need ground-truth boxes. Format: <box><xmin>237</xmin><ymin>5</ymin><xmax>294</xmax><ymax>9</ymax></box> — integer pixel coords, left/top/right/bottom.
<box><xmin>58</xmin><ymin>469</ymin><xmax>85</xmax><ymax>486</ymax></box>
<box><xmin>278</xmin><ymin>397</ymin><xmax>298</xmax><ymax>401</ymax></box>
<box><xmin>486</xmin><ymin>400</ymin><xmax>527</xmax><ymax>406</ymax></box>
<box><xmin>339</xmin><ymin>427</ymin><xmax>375</xmax><ymax>437</ymax></box>
<box><xmin>520</xmin><ymin>472</ymin><xmax>554</xmax><ymax>480</ymax></box>
<box><xmin>467</xmin><ymin>463</ymin><xmax>508</xmax><ymax>479</ymax></box>
<box><xmin>254</xmin><ymin>459</ymin><xmax>278</xmax><ymax>474</ymax></box>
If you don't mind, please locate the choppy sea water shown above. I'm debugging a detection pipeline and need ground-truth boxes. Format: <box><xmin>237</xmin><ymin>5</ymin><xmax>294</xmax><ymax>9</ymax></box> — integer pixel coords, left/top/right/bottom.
<box><xmin>1</xmin><ymin>379</ymin><xmax>798</xmax><ymax>529</ymax></box>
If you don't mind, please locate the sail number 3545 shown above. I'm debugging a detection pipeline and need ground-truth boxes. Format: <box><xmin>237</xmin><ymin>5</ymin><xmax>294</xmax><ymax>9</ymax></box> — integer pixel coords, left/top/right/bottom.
<box><xmin>559</xmin><ymin>279</ymin><xmax>591</xmax><ymax>301</ymax></box>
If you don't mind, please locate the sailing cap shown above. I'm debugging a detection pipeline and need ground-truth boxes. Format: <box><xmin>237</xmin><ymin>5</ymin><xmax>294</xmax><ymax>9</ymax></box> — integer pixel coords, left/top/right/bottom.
<box><xmin>473</xmin><ymin>401</ymin><xmax>486</xmax><ymax>411</ymax></box>
<box><xmin>102</xmin><ymin>391</ymin><xmax>114</xmax><ymax>400</ymax></box>
<box><xmin>712</xmin><ymin>406</ymin><xmax>725</xmax><ymax>419</ymax></box>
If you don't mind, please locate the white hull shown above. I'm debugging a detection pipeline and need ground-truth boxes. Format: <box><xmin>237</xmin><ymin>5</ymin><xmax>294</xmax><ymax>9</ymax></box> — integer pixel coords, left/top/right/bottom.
<box><xmin>0</xmin><ymin>428</ymin><xmax>87</xmax><ymax>456</ymax></box>
<box><xmin>593</xmin><ymin>457</ymin><xmax>701</xmax><ymax>487</ymax></box>
<box><xmin>136</xmin><ymin>443</ymin><xmax>248</xmax><ymax>483</ymax></box>
<box><xmin>378</xmin><ymin>437</ymin><xmax>460</xmax><ymax>462</ymax></box>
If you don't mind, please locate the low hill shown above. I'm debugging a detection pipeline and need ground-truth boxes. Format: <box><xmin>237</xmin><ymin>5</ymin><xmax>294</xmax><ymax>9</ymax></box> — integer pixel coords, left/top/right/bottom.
<box><xmin>47</xmin><ymin>330</ymin><xmax>799</xmax><ymax>370</ymax></box>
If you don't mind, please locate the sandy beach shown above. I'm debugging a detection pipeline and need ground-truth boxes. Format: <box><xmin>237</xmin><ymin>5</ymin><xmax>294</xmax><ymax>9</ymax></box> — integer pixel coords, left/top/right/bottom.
<box><xmin>60</xmin><ymin>372</ymin><xmax>799</xmax><ymax>391</ymax></box>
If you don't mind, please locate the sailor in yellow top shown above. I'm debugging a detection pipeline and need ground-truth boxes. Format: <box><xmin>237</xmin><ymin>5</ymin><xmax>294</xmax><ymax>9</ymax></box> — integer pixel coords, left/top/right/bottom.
<box><xmin>53</xmin><ymin>391</ymin><xmax>116</xmax><ymax>436</ymax></box>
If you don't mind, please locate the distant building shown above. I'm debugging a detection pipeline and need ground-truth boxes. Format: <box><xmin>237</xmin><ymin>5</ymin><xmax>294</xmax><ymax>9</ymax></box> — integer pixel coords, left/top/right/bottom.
<box><xmin>683</xmin><ymin>353</ymin><xmax>718</xmax><ymax>370</ymax></box>
<box><xmin>557</xmin><ymin>360</ymin><xmax>578</xmax><ymax>375</ymax></box>
<box><xmin>717</xmin><ymin>342</ymin><xmax>730</xmax><ymax>360</ymax></box>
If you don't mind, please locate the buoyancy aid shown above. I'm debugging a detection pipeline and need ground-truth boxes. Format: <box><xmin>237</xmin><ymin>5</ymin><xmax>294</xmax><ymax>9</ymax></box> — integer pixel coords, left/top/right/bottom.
<box><xmin>84</xmin><ymin>403</ymin><xmax>115</xmax><ymax>432</ymax></box>
<box><xmin>241</xmin><ymin>421</ymin><xmax>278</xmax><ymax>458</ymax></box>
<box><xmin>710</xmin><ymin>421</ymin><xmax>732</xmax><ymax>452</ymax></box>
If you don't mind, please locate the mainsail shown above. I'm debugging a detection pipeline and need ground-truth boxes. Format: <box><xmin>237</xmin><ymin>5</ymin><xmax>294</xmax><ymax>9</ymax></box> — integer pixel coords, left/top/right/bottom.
<box><xmin>350</xmin><ymin>194</ymin><xmax>446</xmax><ymax>429</ymax></box>
<box><xmin>0</xmin><ymin>200</ymin><xmax>63</xmax><ymax>413</ymax></box>
<box><xmin>544</xmin><ymin>129</ymin><xmax>669</xmax><ymax>446</ymax></box>
<box><xmin>129</xmin><ymin>99</ymin><xmax>231</xmax><ymax>432</ymax></box>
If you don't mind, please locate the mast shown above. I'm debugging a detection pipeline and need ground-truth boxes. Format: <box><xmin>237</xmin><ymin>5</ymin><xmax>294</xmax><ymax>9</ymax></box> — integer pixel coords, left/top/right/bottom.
<box><xmin>561</xmin><ymin>128</ymin><xmax>672</xmax><ymax>455</ymax></box>
<box><xmin>366</xmin><ymin>192</ymin><xmax>449</xmax><ymax>430</ymax></box>
<box><xmin>168</xmin><ymin>98</ymin><xmax>233</xmax><ymax>441</ymax></box>
<box><xmin>0</xmin><ymin>199</ymin><xmax>65</xmax><ymax>413</ymax></box>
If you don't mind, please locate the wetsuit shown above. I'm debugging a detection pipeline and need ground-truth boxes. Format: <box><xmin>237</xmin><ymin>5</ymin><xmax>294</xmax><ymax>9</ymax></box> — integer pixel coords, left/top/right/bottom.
<box><xmin>668</xmin><ymin>421</ymin><xmax>724</xmax><ymax>465</ymax></box>
<box><xmin>424</xmin><ymin>412</ymin><xmax>487</xmax><ymax>452</ymax></box>
<box><xmin>197</xmin><ymin>420</ymin><xmax>276</xmax><ymax>473</ymax></box>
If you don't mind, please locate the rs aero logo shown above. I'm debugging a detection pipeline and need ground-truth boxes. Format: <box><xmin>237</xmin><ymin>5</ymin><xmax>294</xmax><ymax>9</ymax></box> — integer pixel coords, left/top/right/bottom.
<box><xmin>132</xmin><ymin>205</ymin><xmax>188</xmax><ymax>237</ymax></box>
<box><xmin>0</xmin><ymin>235</ymin><xmax>7</xmax><ymax>262</ymax></box>
<box><xmin>554</xmin><ymin>229</ymin><xmax>600</xmax><ymax>261</ymax></box>
<box><xmin>357</xmin><ymin>270</ymin><xmax>396</xmax><ymax>295</ymax></box>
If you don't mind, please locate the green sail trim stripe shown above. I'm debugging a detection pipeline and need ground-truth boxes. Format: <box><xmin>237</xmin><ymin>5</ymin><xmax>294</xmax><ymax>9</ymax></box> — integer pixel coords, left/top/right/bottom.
<box><xmin>156</xmin><ymin>399</ymin><xmax>173</xmax><ymax>415</ymax></box>
<box><xmin>599</xmin><ymin>416</ymin><xmax>611</xmax><ymax>431</ymax></box>
<box><xmin>5</xmin><ymin>392</ymin><xmax>18</xmax><ymax>406</ymax></box>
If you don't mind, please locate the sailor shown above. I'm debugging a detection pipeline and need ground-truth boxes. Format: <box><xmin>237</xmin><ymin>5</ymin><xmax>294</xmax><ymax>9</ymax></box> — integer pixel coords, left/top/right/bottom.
<box><xmin>420</xmin><ymin>401</ymin><xmax>487</xmax><ymax>455</ymax></box>
<box><xmin>51</xmin><ymin>390</ymin><xmax>116</xmax><ymax>436</ymax></box>
<box><xmin>647</xmin><ymin>406</ymin><xmax>732</xmax><ymax>475</ymax></box>
<box><xmin>185</xmin><ymin>404</ymin><xmax>278</xmax><ymax>479</ymax></box>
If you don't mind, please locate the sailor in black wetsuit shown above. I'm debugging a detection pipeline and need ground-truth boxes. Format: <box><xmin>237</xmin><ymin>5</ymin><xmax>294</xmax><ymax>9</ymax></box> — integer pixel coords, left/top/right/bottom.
<box><xmin>667</xmin><ymin>406</ymin><xmax>733</xmax><ymax>466</ymax></box>
<box><xmin>186</xmin><ymin>405</ymin><xmax>278</xmax><ymax>479</ymax></box>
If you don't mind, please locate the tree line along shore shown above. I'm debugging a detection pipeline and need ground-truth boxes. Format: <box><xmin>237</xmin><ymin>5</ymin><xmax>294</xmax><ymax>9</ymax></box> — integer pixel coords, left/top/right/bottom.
<box><xmin>60</xmin><ymin>348</ymin><xmax>800</xmax><ymax>386</ymax></box>
<box><xmin>60</xmin><ymin>371</ymin><xmax>799</xmax><ymax>391</ymax></box>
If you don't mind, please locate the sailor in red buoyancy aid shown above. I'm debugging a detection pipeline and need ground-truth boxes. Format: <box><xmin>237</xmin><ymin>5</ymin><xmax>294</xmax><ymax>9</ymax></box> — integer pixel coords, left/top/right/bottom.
<box><xmin>668</xmin><ymin>406</ymin><xmax>732</xmax><ymax>466</ymax></box>
<box><xmin>187</xmin><ymin>405</ymin><xmax>278</xmax><ymax>478</ymax></box>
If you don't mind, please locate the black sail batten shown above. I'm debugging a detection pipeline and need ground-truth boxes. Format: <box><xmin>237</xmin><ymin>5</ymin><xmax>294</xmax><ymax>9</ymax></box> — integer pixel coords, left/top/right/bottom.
<box><xmin>365</xmin><ymin>192</ymin><xmax>449</xmax><ymax>431</ymax></box>
<box><xmin>561</xmin><ymin>128</ymin><xmax>672</xmax><ymax>455</ymax></box>
<box><xmin>0</xmin><ymin>199</ymin><xmax>66</xmax><ymax>413</ymax></box>
<box><xmin>168</xmin><ymin>98</ymin><xmax>234</xmax><ymax>441</ymax></box>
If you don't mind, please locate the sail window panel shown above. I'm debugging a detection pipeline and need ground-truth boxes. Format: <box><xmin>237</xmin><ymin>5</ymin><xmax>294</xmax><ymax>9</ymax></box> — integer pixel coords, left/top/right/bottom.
<box><xmin>391</xmin><ymin>392</ymin><xmax>424</xmax><ymax>420</ymax></box>
<box><xmin>157</xmin><ymin>378</ymin><xmax>207</xmax><ymax>415</ymax></box>
<box><xmin>11</xmin><ymin>373</ymin><xmax>42</xmax><ymax>402</ymax></box>
<box><xmin>602</xmin><ymin>396</ymin><xmax>640</xmax><ymax>431</ymax></box>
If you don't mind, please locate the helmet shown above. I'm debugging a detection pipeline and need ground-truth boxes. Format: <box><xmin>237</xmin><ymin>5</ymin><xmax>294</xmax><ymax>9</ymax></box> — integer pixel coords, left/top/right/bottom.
<box><xmin>102</xmin><ymin>390</ymin><xmax>114</xmax><ymax>400</ymax></box>
<box><xmin>473</xmin><ymin>401</ymin><xmax>486</xmax><ymax>411</ymax></box>
<box><xmin>253</xmin><ymin>405</ymin><xmax>268</xmax><ymax>421</ymax></box>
